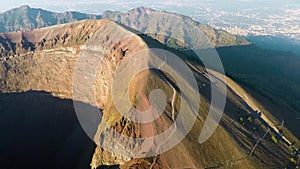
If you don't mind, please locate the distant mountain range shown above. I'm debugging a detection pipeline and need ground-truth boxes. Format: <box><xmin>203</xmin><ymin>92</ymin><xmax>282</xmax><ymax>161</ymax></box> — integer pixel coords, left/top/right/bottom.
<box><xmin>0</xmin><ymin>5</ymin><xmax>102</xmax><ymax>32</ymax></box>
<box><xmin>0</xmin><ymin>5</ymin><xmax>249</xmax><ymax>48</ymax></box>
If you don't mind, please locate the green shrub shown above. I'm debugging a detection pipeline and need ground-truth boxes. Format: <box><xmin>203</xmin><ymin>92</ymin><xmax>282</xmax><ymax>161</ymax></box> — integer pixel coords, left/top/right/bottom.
<box><xmin>290</xmin><ymin>157</ymin><xmax>296</xmax><ymax>164</ymax></box>
<box><xmin>271</xmin><ymin>135</ymin><xmax>278</xmax><ymax>143</ymax></box>
<box><xmin>247</xmin><ymin>116</ymin><xmax>253</xmax><ymax>123</ymax></box>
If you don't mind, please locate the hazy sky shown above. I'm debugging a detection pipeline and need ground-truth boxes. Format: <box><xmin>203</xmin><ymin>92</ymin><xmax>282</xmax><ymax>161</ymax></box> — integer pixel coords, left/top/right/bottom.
<box><xmin>0</xmin><ymin>0</ymin><xmax>299</xmax><ymax>13</ymax></box>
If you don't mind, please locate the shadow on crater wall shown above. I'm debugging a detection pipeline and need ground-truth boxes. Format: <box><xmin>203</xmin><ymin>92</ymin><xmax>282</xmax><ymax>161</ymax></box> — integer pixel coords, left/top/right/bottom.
<box><xmin>0</xmin><ymin>90</ymin><xmax>101</xmax><ymax>169</ymax></box>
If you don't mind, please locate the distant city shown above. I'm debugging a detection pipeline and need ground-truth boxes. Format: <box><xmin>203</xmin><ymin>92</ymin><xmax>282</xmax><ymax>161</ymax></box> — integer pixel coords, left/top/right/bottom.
<box><xmin>195</xmin><ymin>6</ymin><xmax>300</xmax><ymax>41</ymax></box>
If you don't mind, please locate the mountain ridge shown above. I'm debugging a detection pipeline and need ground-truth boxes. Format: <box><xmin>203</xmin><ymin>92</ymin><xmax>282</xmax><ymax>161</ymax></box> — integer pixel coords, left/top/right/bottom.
<box><xmin>102</xmin><ymin>6</ymin><xmax>250</xmax><ymax>48</ymax></box>
<box><xmin>0</xmin><ymin>5</ymin><xmax>101</xmax><ymax>32</ymax></box>
<box><xmin>0</xmin><ymin>5</ymin><xmax>250</xmax><ymax>48</ymax></box>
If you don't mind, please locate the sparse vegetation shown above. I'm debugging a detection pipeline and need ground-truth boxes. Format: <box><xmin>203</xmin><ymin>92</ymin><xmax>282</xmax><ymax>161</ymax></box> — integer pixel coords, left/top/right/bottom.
<box><xmin>247</xmin><ymin>116</ymin><xmax>253</xmax><ymax>123</ymax></box>
<box><xmin>290</xmin><ymin>157</ymin><xmax>297</xmax><ymax>164</ymax></box>
<box><xmin>271</xmin><ymin>135</ymin><xmax>278</xmax><ymax>143</ymax></box>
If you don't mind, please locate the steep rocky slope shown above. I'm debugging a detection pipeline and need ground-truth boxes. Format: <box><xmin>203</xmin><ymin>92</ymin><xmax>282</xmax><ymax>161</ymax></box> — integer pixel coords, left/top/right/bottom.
<box><xmin>0</xmin><ymin>20</ymin><xmax>299</xmax><ymax>169</ymax></box>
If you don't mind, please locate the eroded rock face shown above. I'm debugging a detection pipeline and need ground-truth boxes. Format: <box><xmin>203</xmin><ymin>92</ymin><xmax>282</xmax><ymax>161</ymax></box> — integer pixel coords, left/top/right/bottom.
<box><xmin>0</xmin><ymin>19</ymin><xmax>147</xmax><ymax>101</ymax></box>
<box><xmin>0</xmin><ymin>20</ymin><xmax>107</xmax><ymax>94</ymax></box>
